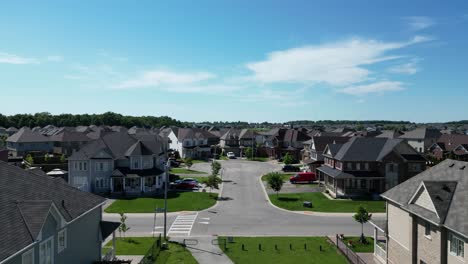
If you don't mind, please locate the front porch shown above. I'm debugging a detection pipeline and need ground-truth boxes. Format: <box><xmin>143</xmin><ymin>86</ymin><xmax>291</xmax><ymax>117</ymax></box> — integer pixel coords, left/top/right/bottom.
<box><xmin>110</xmin><ymin>175</ymin><xmax>163</xmax><ymax>195</ymax></box>
<box><xmin>323</xmin><ymin>174</ymin><xmax>384</xmax><ymax>198</ymax></box>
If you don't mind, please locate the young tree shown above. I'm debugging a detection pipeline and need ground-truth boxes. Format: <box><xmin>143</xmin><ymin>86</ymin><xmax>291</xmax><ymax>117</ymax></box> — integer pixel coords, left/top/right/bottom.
<box><xmin>211</xmin><ymin>161</ymin><xmax>221</xmax><ymax>176</ymax></box>
<box><xmin>25</xmin><ymin>154</ymin><xmax>34</xmax><ymax>165</ymax></box>
<box><xmin>266</xmin><ymin>172</ymin><xmax>284</xmax><ymax>198</ymax></box>
<box><xmin>60</xmin><ymin>154</ymin><xmax>66</xmax><ymax>163</ymax></box>
<box><xmin>44</xmin><ymin>154</ymin><xmax>49</xmax><ymax>163</ymax></box>
<box><xmin>205</xmin><ymin>175</ymin><xmax>222</xmax><ymax>196</ymax></box>
<box><xmin>353</xmin><ymin>206</ymin><xmax>372</xmax><ymax>243</ymax></box>
<box><xmin>283</xmin><ymin>153</ymin><xmax>295</xmax><ymax>165</ymax></box>
<box><xmin>245</xmin><ymin>147</ymin><xmax>254</xmax><ymax>160</ymax></box>
<box><xmin>118</xmin><ymin>212</ymin><xmax>130</xmax><ymax>240</ymax></box>
<box><xmin>184</xmin><ymin>158</ymin><xmax>193</xmax><ymax>169</ymax></box>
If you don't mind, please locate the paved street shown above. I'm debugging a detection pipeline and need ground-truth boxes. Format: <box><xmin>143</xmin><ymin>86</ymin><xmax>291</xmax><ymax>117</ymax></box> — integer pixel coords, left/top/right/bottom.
<box><xmin>104</xmin><ymin>159</ymin><xmax>377</xmax><ymax>238</ymax></box>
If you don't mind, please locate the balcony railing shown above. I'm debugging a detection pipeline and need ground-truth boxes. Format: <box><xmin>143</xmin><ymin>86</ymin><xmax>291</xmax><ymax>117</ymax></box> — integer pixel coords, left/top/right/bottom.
<box><xmin>374</xmin><ymin>242</ymin><xmax>386</xmax><ymax>263</ymax></box>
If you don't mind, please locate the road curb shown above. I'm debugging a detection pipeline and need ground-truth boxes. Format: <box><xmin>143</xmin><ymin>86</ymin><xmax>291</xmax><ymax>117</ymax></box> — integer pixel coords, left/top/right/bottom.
<box><xmin>258</xmin><ymin>175</ymin><xmax>385</xmax><ymax>217</ymax></box>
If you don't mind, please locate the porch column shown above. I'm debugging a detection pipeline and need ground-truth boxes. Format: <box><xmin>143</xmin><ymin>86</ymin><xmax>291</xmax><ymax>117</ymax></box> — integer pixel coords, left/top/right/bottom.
<box><xmin>110</xmin><ymin>178</ymin><xmax>113</xmax><ymax>192</ymax></box>
<box><xmin>123</xmin><ymin>178</ymin><xmax>126</xmax><ymax>191</ymax></box>
<box><xmin>112</xmin><ymin>231</ymin><xmax>116</xmax><ymax>260</ymax></box>
<box><xmin>140</xmin><ymin>177</ymin><xmax>144</xmax><ymax>192</ymax></box>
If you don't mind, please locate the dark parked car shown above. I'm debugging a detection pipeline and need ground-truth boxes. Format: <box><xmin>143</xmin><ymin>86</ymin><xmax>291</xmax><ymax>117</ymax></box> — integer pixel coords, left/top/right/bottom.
<box><xmin>171</xmin><ymin>178</ymin><xmax>200</xmax><ymax>190</ymax></box>
<box><xmin>282</xmin><ymin>164</ymin><xmax>300</xmax><ymax>172</ymax></box>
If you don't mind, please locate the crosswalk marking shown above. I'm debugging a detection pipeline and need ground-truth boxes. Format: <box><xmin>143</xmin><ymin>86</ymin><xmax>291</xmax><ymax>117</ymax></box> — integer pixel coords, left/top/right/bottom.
<box><xmin>167</xmin><ymin>212</ymin><xmax>198</xmax><ymax>237</ymax></box>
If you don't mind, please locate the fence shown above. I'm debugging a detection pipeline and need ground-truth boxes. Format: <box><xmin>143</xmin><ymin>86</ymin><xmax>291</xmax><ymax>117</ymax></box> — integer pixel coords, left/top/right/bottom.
<box><xmin>139</xmin><ymin>234</ymin><xmax>163</xmax><ymax>264</ymax></box>
<box><xmin>335</xmin><ymin>235</ymin><xmax>367</xmax><ymax>264</ymax></box>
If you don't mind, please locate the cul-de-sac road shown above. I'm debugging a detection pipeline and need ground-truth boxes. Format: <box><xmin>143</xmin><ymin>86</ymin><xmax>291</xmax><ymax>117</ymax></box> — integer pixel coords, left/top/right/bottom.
<box><xmin>104</xmin><ymin>159</ymin><xmax>377</xmax><ymax>238</ymax></box>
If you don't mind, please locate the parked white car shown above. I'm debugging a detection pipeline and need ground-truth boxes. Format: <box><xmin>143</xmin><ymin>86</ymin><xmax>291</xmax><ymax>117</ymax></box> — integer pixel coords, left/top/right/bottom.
<box><xmin>226</xmin><ymin>152</ymin><xmax>236</xmax><ymax>159</ymax></box>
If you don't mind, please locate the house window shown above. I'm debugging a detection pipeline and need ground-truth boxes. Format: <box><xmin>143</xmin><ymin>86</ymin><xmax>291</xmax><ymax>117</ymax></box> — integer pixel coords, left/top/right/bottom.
<box><xmin>450</xmin><ymin>233</ymin><xmax>465</xmax><ymax>258</ymax></box>
<box><xmin>364</xmin><ymin>163</ymin><xmax>369</xmax><ymax>170</ymax></box>
<box><xmin>96</xmin><ymin>162</ymin><xmax>107</xmax><ymax>171</ymax></box>
<box><xmin>58</xmin><ymin>229</ymin><xmax>67</xmax><ymax>253</ymax></box>
<box><xmin>424</xmin><ymin>221</ymin><xmax>431</xmax><ymax>238</ymax></box>
<box><xmin>347</xmin><ymin>163</ymin><xmax>353</xmax><ymax>170</ymax></box>
<box><xmin>356</xmin><ymin>163</ymin><xmax>361</xmax><ymax>170</ymax></box>
<box><xmin>360</xmin><ymin>180</ymin><xmax>366</xmax><ymax>188</ymax></box>
<box><xmin>22</xmin><ymin>248</ymin><xmax>34</xmax><ymax>264</ymax></box>
<box><xmin>39</xmin><ymin>237</ymin><xmax>53</xmax><ymax>264</ymax></box>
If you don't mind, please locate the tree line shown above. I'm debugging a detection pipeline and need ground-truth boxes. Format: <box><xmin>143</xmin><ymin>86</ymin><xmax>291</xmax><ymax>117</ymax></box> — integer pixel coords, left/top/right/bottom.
<box><xmin>0</xmin><ymin>112</ymin><xmax>188</xmax><ymax>128</ymax></box>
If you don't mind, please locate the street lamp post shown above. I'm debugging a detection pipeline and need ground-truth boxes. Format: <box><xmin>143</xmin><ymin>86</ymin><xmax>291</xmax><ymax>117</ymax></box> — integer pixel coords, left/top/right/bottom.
<box><xmin>163</xmin><ymin>158</ymin><xmax>170</xmax><ymax>240</ymax></box>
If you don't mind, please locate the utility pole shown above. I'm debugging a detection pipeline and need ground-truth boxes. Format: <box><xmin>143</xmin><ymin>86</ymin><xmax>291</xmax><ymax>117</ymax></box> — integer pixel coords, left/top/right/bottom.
<box><xmin>163</xmin><ymin>158</ymin><xmax>170</xmax><ymax>240</ymax></box>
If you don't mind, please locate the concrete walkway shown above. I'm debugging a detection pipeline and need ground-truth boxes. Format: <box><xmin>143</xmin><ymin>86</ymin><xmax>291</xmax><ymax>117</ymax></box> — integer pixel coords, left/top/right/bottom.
<box><xmin>115</xmin><ymin>255</ymin><xmax>144</xmax><ymax>264</ymax></box>
<box><xmin>172</xmin><ymin>236</ymin><xmax>233</xmax><ymax>264</ymax></box>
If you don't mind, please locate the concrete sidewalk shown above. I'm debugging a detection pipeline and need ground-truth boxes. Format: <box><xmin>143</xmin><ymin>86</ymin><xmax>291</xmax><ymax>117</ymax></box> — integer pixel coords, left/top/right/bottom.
<box><xmin>172</xmin><ymin>236</ymin><xmax>233</xmax><ymax>264</ymax></box>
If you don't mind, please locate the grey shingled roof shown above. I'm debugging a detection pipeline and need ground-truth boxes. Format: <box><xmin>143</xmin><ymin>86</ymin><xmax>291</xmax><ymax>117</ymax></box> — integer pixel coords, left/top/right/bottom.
<box><xmin>6</xmin><ymin>128</ymin><xmax>50</xmax><ymax>143</ymax></box>
<box><xmin>69</xmin><ymin>132</ymin><xmax>164</xmax><ymax>160</ymax></box>
<box><xmin>333</xmin><ymin>137</ymin><xmax>404</xmax><ymax>161</ymax></box>
<box><xmin>382</xmin><ymin>159</ymin><xmax>468</xmax><ymax>237</ymax></box>
<box><xmin>400</xmin><ymin>127</ymin><xmax>442</xmax><ymax>140</ymax></box>
<box><xmin>0</xmin><ymin>161</ymin><xmax>105</xmax><ymax>261</ymax></box>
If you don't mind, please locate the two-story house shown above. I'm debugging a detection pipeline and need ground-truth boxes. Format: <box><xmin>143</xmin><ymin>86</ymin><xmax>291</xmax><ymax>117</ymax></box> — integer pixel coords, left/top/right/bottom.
<box><xmin>168</xmin><ymin>128</ymin><xmax>218</xmax><ymax>159</ymax></box>
<box><xmin>6</xmin><ymin>127</ymin><xmax>53</xmax><ymax>157</ymax></box>
<box><xmin>219</xmin><ymin>129</ymin><xmax>241</xmax><ymax>156</ymax></box>
<box><xmin>369</xmin><ymin>159</ymin><xmax>467</xmax><ymax>264</ymax></box>
<box><xmin>265</xmin><ymin>128</ymin><xmax>311</xmax><ymax>161</ymax></box>
<box><xmin>316</xmin><ymin>137</ymin><xmax>426</xmax><ymax>198</ymax></box>
<box><xmin>302</xmin><ymin>136</ymin><xmax>351</xmax><ymax>171</ymax></box>
<box><xmin>68</xmin><ymin>132</ymin><xmax>167</xmax><ymax>195</ymax></box>
<box><xmin>0</xmin><ymin>161</ymin><xmax>120</xmax><ymax>264</ymax></box>
<box><xmin>49</xmin><ymin>129</ymin><xmax>91</xmax><ymax>156</ymax></box>
<box><xmin>400</xmin><ymin>127</ymin><xmax>442</xmax><ymax>154</ymax></box>
<box><xmin>428</xmin><ymin>134</ymin><xmax>468</xmax><ymax>161</ymax></box>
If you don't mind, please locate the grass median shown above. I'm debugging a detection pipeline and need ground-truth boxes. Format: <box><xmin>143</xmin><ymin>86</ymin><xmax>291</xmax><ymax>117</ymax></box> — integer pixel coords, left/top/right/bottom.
<box><xmin>269</xmin><ymin>192</ymin><xmax>386</xmax><ymax>213</ymax></box>
<box><xmin>105</xmin><ymin>191</ymin><xmax>218</xmax><ymax>213</ymax></box>
<box><xmin>220</xmin><ymin>237</ymin><xmax>347</xmax><ymax>264</ymax></box>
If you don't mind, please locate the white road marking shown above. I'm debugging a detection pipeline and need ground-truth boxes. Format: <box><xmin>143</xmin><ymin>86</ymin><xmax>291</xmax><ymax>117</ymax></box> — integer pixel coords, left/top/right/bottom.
<box><xmin>198</xmin><ymin>221</ymin><xmax>210</xmax><ymax>224</ymax></box>
<box><xmin>167</xmin><ymin>212</ymin><xmax>198</xmax><ymax>237</ymax></box>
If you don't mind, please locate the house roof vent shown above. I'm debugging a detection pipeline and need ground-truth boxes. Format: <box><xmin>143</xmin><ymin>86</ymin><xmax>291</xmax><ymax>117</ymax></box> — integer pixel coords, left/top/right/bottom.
<box><xmin>442</xmin><ymin>184</ymin><xmax>452</xmax><ymax>193</ymax></box>
<box><xmin>449</xmin><ymin>163</ymin><xmax>455</xmax><ymax>168</ymax></box>
<box><xmin>460</xmin><ymin>166</ymin><xmax>466</xmax><ymax>170</ymax></box>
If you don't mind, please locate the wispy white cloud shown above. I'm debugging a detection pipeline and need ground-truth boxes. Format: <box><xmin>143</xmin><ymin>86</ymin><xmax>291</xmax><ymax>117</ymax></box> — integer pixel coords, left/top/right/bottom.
<box><xmin>388</xmin><ymin>58</ymin><xmax>421</xmax><ymax>75</ymax></box>
<box><xmin>405</xmin><ymin>16</ymin><xmax>436</xmax><ymax>31</ymax></box>
<box><xmin>114</xmin><ymin>70</ymin><xmax>216</xmax><ymax>90</ymax></box>
<box><xmin>46</xmin><ymin>55</ymin><xmax>63</xmax><ymax>62</ymax></box>
<box><xmin>0</xmin><ymin>52</ymin><xmax>39</xmax><ymax>64</ymax></box>
<box><xmin>246</xmin><ymin>36</ymin><xmax>430</xmax><ymax>86</ymax></box>
<box><xmin>338</xmin><ymin>81</ymin><xmax>405</xmax><ymax>95</ymax></box>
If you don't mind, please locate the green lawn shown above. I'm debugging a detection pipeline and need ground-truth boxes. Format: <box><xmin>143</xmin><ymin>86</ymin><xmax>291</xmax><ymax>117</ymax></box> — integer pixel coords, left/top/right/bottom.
<box><xmin>157</xmin><ymin>242</ymin><xmax>198</xmax><ymax>264</ymax></box>
<box><xmin>342</xmin><ymin>237</ymin><xmax>374</xmax><ymax>253</ymax></box>
<box><xmin>220</xmin><ymin>237</ymin><xmax>347</xmax><ymax>264</ymax></box>
<box><xmin>269</xmin><ymin>192</ymin><xmax>386</xmax><ymax>213</ymax></box>
<box><xmin>107</xmin><ymin>238</ymin><xmax>197</xmax><ymax>264</ymax></box>
<box><xmin>105</xmin><ymin>192</ymin><xmax>218</xmax><ymax>213</ymax></box>
<box><xmin>191</xmin><ymin>159</ymin><xmax>207</xmax><ymax>164</ymax></box>
<box><xmin>170</xmin><ymin>168</ymin><xmax>207</xmax><ymax>174</ymax></box>
<box><xmin>106</xmin><ymin>237</ymin><xmax>155</xmax><ymax>255</ymax></box>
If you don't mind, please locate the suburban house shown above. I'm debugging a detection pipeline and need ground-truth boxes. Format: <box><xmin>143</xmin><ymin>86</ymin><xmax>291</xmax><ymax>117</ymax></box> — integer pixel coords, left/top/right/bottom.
<box><xmin>400</xmin><ymin>127</ymin><xmax>442</xmax><ymax>153</ymax></box>
<box><xmin>302</xmin><ymin>136</ymin><xmax>350</xmax><ymax>171</ymax></box>
<box><xmin>5</xmin><ymin>127</ymin><xmax>18</xmax><ymax>136</ymax></box>
<box><xmin>219</xmin><ymin>128</ymin><xmax>241</xmax><ymax>156</ymax></box>
<box><xmin>428</xmin><ymin>134</ymin><xmax>468</xmax><ymax>161</ymax></box>
<box><xmin>369</xmin><ymin>159</ymin><xmax>467</xmax><ymax>264</ymax></box>
<box><xmin>265</xmin><ymin>128</ymin><xmax>311</xmax><ymax>161</ymax></box>
<box><xmin>68</xmin><ymin>131</ymin><xmax>168</xmax><ymax>195</ymax></box>
<box><xmin>168</xmin><ymin>128</ymin><xmax>218</xmax><ymax>159</ymax></box>
<box><xmin>6</xmin><ymin>127</ymin><xmax>53</xmax><ymax>157</ymax></box>
<box><xmin>0</xmin><ymin>161</ymin><xmax>119</xmax><ymax>264</ymax></box>
<box><xmin>376</xmin><ymin>130</ymin><xmax>404</xmax><ymax>139</ymax></box>
<box><xmin>316</xmin><ymin>137</ymin><xmax>426</xmax><ymax>198</ymax></box>
<box><xmin>49</xmin><ymin>129</ymin><xmax>91</xmax><ymax>156</ymax></box>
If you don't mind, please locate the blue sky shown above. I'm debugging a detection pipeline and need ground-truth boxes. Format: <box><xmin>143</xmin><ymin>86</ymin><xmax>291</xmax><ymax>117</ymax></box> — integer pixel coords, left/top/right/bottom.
<box><xmin>1</xmin><ymin>1</ymin><xmax>467</xmax><ymax>123</ymax></box>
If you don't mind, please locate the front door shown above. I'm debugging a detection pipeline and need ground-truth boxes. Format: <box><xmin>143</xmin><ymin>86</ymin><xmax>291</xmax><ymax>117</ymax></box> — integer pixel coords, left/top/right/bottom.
<box><xmin>113</xmin><ymin>178</ymin><xmax>123</xmax><ymax>192</ymax></box>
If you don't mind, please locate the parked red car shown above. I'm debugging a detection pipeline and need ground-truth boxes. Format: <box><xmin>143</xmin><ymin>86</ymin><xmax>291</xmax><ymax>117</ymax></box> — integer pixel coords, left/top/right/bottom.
<box><xmin>289</xmin><ymin>172</ymin><xmax>316</xmax><ymax>184</ymax></box>
<box><xmin>171</xmin><ymin>178</ymin><xmax>200</xmax><ymax>190</ymax></box>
